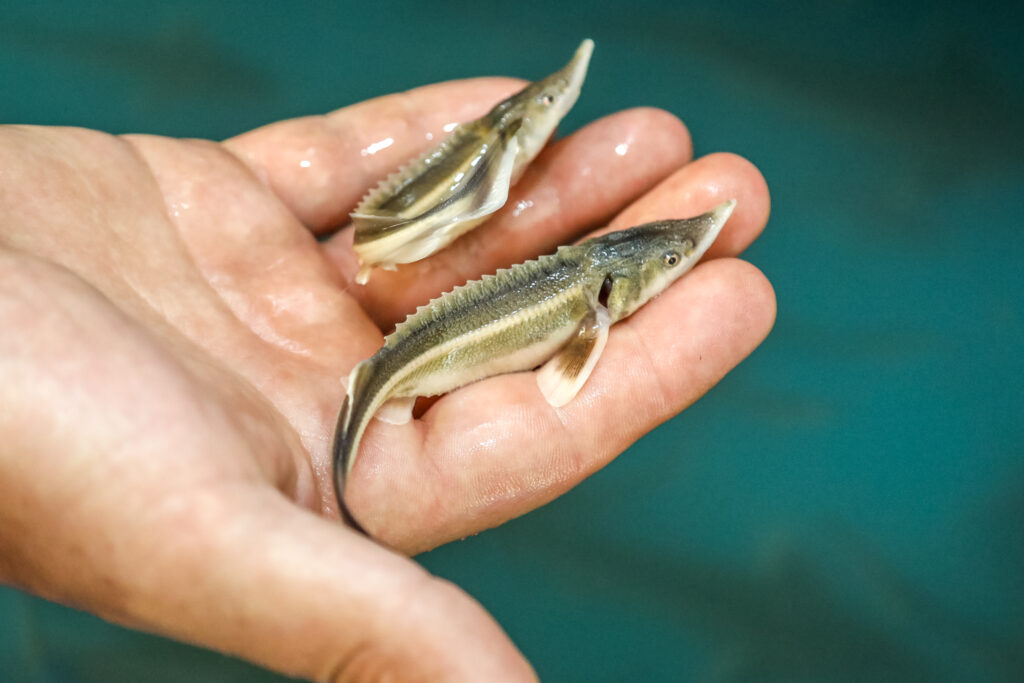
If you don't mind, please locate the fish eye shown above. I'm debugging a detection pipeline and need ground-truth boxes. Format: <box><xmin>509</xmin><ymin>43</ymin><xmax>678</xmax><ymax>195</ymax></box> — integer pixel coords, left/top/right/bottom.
<box><xmin>663</xmin><ymin>251</ymin><xmax>680</xmax><ymax>267</ymax></box>
<box><xmin>539</xmin><ymin>94</ymin><xmax>555</xmax><ymax>105</ymax></box>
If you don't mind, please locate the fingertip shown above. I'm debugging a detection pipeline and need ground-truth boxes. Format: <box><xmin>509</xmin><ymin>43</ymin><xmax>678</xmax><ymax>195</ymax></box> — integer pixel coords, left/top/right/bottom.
<box><xmin>688</xmin><ymin>258</ymin><xmax>778</xmax><ymax>365</ymax></box>
<box><xmin>697</xmin><ymin>152</ymin><xmax>771</xmax><ymax>258</ymax></box>
<box><xmin>611</xmin><ymin>257</ymin><xmax>777</xmax><ymax>411</ymax></box>
<box><xmin>608</xmin><ymin>151</ymin><xmax>771</xmax><ymax>259</ymax></box>
<box><xmin>629</xmin><ymin>106</ymin><xmax>693</xmax><ymax>165</ymax></box>
<box><xmin>678</xmin><ymin>257</ymin><xmax>776</xmax><ymax>339</ymax></box>
<box><xmin>731</xmin><ymin>258</ymin><xmax>778</xmax><ymax>342</ymax></box>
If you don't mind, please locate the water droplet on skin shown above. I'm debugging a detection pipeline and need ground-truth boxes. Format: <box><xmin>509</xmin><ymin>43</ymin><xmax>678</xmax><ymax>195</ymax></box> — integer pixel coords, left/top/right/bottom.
<box><xmin>360</xmin><ymin>137</ymin><xmax>394</xmax><ymax>156</ymax></box>
<box><xmin>512</xmin><ymin>199</ymin><xmax>534</xmax><ymax>217</ymax></box>
<box><xmin>442</xmin><ymin>122</ymin><xmax>458</xmax><ymax>133</ymax></box>
<box><xmin>170</xmin><ymin>200</ymin><xmax>190</xmax><ymax>218</ymax></box>
<box><xmin>614</xmin><ymin>142</ymin><xmax>629</xmax><ymax>156</ymax></box>
<box><xmin>425</xmin><ymin>131</ymin><xmax>434</xmax><ymax>141</ymax></box>
<box><xmin>297</xmin><ymin>146</ymin><xmax>317</xmax><ymax>170</ymax></box>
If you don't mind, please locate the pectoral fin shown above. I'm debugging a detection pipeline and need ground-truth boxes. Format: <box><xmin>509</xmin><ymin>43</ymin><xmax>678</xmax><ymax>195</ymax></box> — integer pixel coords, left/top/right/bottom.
<box><xmin>375</xmin><ymin>396</ymin><xmax>416</xmax><ymax>425</ymax></box>
<box><xmin>385</xmin><ymin>133</ymin><xmax>520</xmax><ymax>264</ymax></box>
<box><xmin>537</xmin><ymin>305</ymin><xmax>610</xmax><ymax>408</ymax></box>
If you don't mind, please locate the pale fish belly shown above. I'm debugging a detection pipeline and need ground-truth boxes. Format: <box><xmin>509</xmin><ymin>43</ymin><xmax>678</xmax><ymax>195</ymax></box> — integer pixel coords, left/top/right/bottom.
<box><xmin>376</xmin><ymin>268</ymin><xmax>589</xmax><ymax>403</ymax></box>
<box><xmin>399</xmin><ymin>319</ymin><xmax>581</xmax><ymax>399</ymax></box>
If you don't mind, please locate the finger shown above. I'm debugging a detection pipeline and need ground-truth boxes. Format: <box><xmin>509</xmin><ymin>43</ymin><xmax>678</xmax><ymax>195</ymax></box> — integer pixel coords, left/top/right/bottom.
<box><xmin>223</xmin><ymin>78</ymin><xmax>526</xmax><ymax>232</ymax></box>
<box><xmin>10</xmin><ymin>481</ymin><xmax>534</xmax><ymax>681</ymax></box>
<box><xmin>598</xmin><ymin>151</ymin><xmax>772</xmax><ymax>260</ymax></box>
<box><xmin>135</xmin><ymin>490</ymin><xmax>536</xmax><ymax>682</ymax></box>
<box><xmin>325</xmin><ymin>107</ymin><xmax>694</xmax><ymax>328</ymax></box>
<box><xmin>0</xmin><ymin>252</ymin><xmax>533</xmax><ymax>680</ymax></box>
<box><xmin>347</xmin><ymin>258</ymin><xmax>776</xmax><ymax>552</ymax></box>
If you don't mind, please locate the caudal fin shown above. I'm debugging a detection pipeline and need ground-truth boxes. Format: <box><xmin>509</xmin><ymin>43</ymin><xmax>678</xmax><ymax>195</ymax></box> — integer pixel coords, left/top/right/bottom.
<box><xmin>331</xmin><ymin>361</ymin><xmax>376</xmax><ymax>536</ymax></box>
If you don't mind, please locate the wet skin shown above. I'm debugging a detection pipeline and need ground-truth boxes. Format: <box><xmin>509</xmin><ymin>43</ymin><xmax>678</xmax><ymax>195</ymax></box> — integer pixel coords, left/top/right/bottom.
<box><xmin>0</xmin><ymin>77</ymin><xmax>774</xmax><ymax>681</ymax></box>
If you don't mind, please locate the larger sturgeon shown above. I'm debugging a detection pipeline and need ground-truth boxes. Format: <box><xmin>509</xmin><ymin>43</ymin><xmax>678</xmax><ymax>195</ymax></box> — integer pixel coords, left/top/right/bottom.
<box><xmin>351</xmin><ymin>39</ymin><xmax>594</xmax><ymax>284</ymax></box>
<box><xmin>332</xmin><ymin>201</ymin><xmax>736</xmax><ymax>534</ymax></box>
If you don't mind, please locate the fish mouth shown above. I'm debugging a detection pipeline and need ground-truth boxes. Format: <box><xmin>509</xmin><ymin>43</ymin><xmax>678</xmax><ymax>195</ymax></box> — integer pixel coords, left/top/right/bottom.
<box><xmin>560</xmin><ymin>39</ymin><xmax>594</xmax><ymax>96</ymax></box>
<box><xmin>692</xmin><ymin>199</ymin><xmax>737</xmax><ymax>258</ymax></box>
<box><xmin>710</xmin><ymin>198</ymin><xmax>737</xmax><ymax>227</ymax></box>
<box><xmin>535</xmin><ymin>39</ymin><xmax>593</xmax><ymax>122</ymax></box>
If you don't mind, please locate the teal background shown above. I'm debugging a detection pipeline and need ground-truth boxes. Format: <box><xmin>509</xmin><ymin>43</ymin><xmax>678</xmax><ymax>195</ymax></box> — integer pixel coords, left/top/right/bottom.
<box><xmin>2</xmin><ymin>1</ymin><xmax>1022</xmax><ymax>681</ymax></box>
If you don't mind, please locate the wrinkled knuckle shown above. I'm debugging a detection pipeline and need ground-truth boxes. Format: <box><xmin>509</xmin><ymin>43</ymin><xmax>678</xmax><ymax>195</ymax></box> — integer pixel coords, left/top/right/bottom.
<box><xmin>627</xmin><ymin>323</ymin><xmax>674</xmax><ymax>413</ymax></box>
<box><xmin>320</xmin><ymin>639</ymin><xmax>402</xmax><ymax>683</ymax></box>
<box><xmin>320</xmin><ymin>574</ymin><xmax>453</xmax><ymax>683</ymax></box>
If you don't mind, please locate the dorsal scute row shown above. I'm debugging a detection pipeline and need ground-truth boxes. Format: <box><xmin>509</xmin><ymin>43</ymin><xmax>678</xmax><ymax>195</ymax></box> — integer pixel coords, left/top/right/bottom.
<box><xmin>352</xmin><ymin>122</ymin><xmax>476</xmax><ymax>216</ymax></box>
<box><xmin>384</xmin><ymin>245</ymin><xmax>582</xmax><ymax>348</ymax></box>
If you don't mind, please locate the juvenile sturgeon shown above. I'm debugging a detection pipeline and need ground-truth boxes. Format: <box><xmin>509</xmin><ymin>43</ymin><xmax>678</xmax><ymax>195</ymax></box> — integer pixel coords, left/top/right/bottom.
<box><xmin>350</xmin><ymin>39</ymin><xmax>594</xmax><ymax>284</ymax></box>
<box><xmin>333</xmin><ymin>201</ymin><xmax>737</xmax><ymax>534</ymax></box>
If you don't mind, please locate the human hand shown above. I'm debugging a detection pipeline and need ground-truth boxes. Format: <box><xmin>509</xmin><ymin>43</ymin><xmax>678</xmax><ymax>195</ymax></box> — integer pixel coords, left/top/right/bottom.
<box><xmin>0</xmin><ymin>78</ymin><xmax>773</xmax><ymax>681</ymax></box>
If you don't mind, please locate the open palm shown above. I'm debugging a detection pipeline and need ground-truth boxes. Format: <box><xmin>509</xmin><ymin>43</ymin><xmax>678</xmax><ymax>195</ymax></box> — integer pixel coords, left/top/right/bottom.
<box><xmin>0</xmin><ymin>78</ymin><xmax>773</xmax><ymax>681</ymax></box>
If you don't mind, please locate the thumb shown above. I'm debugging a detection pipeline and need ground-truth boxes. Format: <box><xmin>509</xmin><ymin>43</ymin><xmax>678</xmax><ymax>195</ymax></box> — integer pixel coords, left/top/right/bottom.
<box><xmin>0</xmin><ymin>252</ymin><xmax>534</xmax><ymax>682</ymax></box>
<box><xmin>132</xmin><ymin>487</ymin><xmax>537</xmax><ymax>682</ymax></box>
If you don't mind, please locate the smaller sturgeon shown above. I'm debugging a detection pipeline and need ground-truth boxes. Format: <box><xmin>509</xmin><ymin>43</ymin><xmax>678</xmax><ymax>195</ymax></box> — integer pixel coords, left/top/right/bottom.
<box><xmin>351</xmin><ymin>39</ymin><xmax>594</xmax><ymax>284</ymax></box>
<box><xmin>333</xmin><ymin>201</ymin><xmax>736</xmax><ymax>534</ymax></box>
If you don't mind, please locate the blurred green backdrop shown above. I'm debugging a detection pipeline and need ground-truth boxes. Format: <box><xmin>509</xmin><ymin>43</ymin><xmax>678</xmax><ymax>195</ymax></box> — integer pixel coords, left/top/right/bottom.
<box><xmin>2</xmin><ymin>1</ymin><xmax>1022</xmax><ymax>681</ymax></box>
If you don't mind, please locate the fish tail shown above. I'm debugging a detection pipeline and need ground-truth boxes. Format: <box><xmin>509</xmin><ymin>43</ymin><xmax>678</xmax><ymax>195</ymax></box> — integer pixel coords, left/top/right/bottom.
<box><xmin>332</xmin><ymin>361</ymin><xmax>376</xmax><ymax>536</ymax></box>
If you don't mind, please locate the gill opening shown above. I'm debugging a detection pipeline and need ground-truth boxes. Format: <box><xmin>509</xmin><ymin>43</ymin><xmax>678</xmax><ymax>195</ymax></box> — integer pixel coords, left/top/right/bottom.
<box><xmin>598</xmin><ymin>274</ymin><xmax>613</xmax><ymax>308</ymax></box>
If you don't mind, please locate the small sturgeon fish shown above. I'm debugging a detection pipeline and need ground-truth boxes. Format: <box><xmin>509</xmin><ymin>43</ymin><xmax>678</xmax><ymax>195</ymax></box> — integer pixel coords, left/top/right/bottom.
<box><xmin>333</xmin><ymin>200</ymin><xmax>736</xmax><ymax>534</ymax></box>
<box><xmin>351</xmin><ymin>39</ymin><xmax>594</xmax><ymax>284</ymax></box>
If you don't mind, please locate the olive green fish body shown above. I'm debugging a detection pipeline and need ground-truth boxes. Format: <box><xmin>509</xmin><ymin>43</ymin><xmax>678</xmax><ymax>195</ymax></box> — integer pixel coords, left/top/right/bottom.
<box><xmin>334</xmin><ymin>201</ymin><xmax>736</xmax><ymax>533</ymax></box>
<box><xmin>381</xmin><ymin>254</ymin><xmax>591</xmax><ymax>395</ymax></box>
